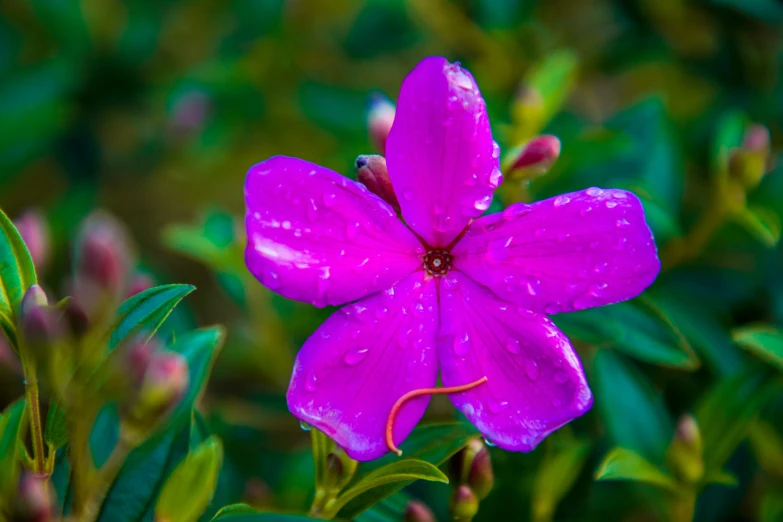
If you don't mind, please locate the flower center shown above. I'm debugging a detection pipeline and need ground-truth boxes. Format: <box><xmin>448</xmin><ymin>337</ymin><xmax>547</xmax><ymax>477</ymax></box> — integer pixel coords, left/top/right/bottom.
<box><xmin>423</xmin><ymin>249</ymin><xmax>452</xmax><ymax>277</ymax></box>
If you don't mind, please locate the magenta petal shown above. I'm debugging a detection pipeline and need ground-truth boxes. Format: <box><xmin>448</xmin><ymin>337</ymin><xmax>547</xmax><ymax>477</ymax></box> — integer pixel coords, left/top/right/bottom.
<box><xmin>452</xmin><ymin>188</ymin><xmax>660</xmax><ymax>314</ymax></box>
<box><xmin>386</xmin><ymin>57</ymin><xmax>501</xmax><ymax>248</ymax></box>
<box><xmin>439</xmin><ymin>272</ymin><xmax>592</xmax><ymax>451</ymax></box>
<box><xmin>245</xmin><ymin>156</ymin><xmax>424</xmax><ymax>307</ymax></box>
<box><xmin>287</xmin><ymin>273</ymin><xmax>438</xmax><ymax>461</ymax></box>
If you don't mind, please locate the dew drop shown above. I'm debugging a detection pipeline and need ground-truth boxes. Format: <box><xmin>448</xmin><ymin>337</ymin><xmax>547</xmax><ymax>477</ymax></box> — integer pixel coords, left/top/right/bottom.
<box><xmin>579</xmin><ymin>206</ymin><xmax>592</xmax><ymax>217</ymax></box>
<box><xmin>443</xmin><ymin>277</ymin><xmax>460</xmax><ymax>291</ymax></box>
<box><xmin>344</xmin><ymin>347</ymin><xmax>369</xmax><ymax>366</ymax></box>
<box><xmin>488</xmin><ymin>167</ymin><xmax>504</xmax><ymax>188</ymax></box>
<box><xmin>264</xmin><ymin>269</ymin><xmax>280</xmax><ymax>289</ymax></box>
<box><xmin>502</xmin><ymin>203</ymin><xmax>532</xmax><ymax>220</ymax></box>
<box><xmin>505</xmin><ymin>337</ymin><xmax>521</xmax><ymax>354</ymax></box>
<box><xmin>593</xmin><ymin>262</ymin><xmax>608</xmax><ymax>274</ymax></box>
<box><xmin>474</xmin><ymin>194</ymin><xmax>492</xmax><ymax>212</ymax></box>
<box><xmin>489</xmin><ymin>399</ymin><xmax>510</xmax><ymax>414</ymax></box>
<box><xmin>586</xmin><ymin>187</ymin><xmax>602</xmax><ymax>197</ymax></box>
<box><xmin>300</xmin><ymin>421</ymin><xmax>313</xmax><ymax>431</ymax></box>
<box><xmin>553</xmin><ymin>195</ymin><xmax>571</xmax><ymax>207</ymax></box>
<box><xmin>491</xmin><ymin>141</ymin><xmax>501</xmax><ymax>159</ymax></box>
<box><xmin>465</xmin><ymin>173</ymin><xmax>479</xmax><ymax>186</ymax></box>
<box><xmin>524</xmin><ymin>359</ymin><xmax>540</xmax><ymax>381</ymax></box>
<box><xmin>616</xmin><ymin>218</ymin><xmax>630</xmax><ymax>228</ymax></box>
<box><xmin>305</xmin><ymin>371</ymin><xmax>318</xmax><ymax>392</ymax></box>
<box><xmin>483</xmin><ymin>438</ymin><xmax>497</xmax><ymax>447</ymax></box>
<box><xmin>605</xmin><ymin>201</ymin><xmax>618</xmax><ymax>209</ymax></box>
<box><xmin>453</xmin><ymin>332</ymin><xmax>471</xmax><ymax>356</ymax></box>
<box><xmin>282</xmin><ymin>220</ymin><xmax>291</xmax><ymax>230</ymax></box>
<box><xmin>413</xmin><ymin>301</ymin><xmax>426</xmax><ymax>318</ymax></box>
<box><xmin>294</xmin><ymin>228</ymin><xmax>303</xmax><ymax>238</ymax></box>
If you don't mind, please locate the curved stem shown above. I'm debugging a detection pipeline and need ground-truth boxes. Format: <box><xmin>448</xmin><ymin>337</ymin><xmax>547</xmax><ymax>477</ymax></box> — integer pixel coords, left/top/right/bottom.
<box><xmin>20</xmin><ymin>352</ymin><xmax>46</xmax><ymax>475</ymax></box>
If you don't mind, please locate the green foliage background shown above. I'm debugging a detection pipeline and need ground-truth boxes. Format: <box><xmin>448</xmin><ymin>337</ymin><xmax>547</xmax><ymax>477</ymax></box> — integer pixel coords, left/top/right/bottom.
<box><xmin>1</xmin><ymin>0</ymin><xmax>783</xmax><ymax>521</ymax></box>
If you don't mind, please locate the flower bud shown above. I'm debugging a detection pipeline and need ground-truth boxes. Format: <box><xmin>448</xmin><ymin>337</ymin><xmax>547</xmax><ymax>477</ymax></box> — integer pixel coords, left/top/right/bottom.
<box><xmin>449</xmin><ymin>485</ymin><xmax>479</xmax><ymax>522</ymax></box>
<box><xmin>728</xmin><ymin>124</ymin><xmax>772</xmax><ymax>190</ymax></box>
<box><xmin>667</xmin><ymin>414</ymin><xmax>704</xmax><ymax>484</ymax></box>
<box><xmin>170</xmin><ymin>90</ymin><xmax>211</xmax><ymax>135</ymax></box>
<box><xmin>21</xmin><ymin>285</ymin><xmax>48</xmax><ymax>314</ymax></box>
<box><xmin>72</xmin><ymin>212</ymin><xmax>134</xmax><ymax>315</ymax></box>
<box><xmin>19</xmin><ymin>286</ymin><xmax>60</xmax><ymax>353</ymax></box>
<box><xmin>506</xmin><ymin>135</ymin><xmax>561</xmax><ymax>181</ymax></box>
<box><xmin>356</xmin><ymin>155</ymin><xmax>399</xmax><ymax>211</ymax></box>
<box><xmin>367</xmin><ymin>93</ymin><xmax>395</xmax><ymax>154</ymax></box>
<box><xmin>14</xmin><ymin>211</ymin><xmax>50</xmax><ymax>273</ymax></box>
<box><xmin>14</xmin><ymin>472</ymin><xmax>54</xmax><ymax>522</ymax></box>
<box><xmin>121</xmin><ymin>351</ymin><xmax>189</xmax><ymax>442</ymax></box>
<box><xmin>127</xmin><ymin>272</ymin><xmax>155</xmax><ymax>298</ymax></box>
<box><xmin>451</xmin><ymin>438</ymin><xmax>494</xmax><ymax>500</ymax></box>
<box><xmin>403</xmin><ymin>500</ymin><xmax>435</xmax><ymax>522</ymax></box>
<box><xmin>322</xmin><ymin>447</ymin><xmax>358</xmax><ymax>495</ymax></box>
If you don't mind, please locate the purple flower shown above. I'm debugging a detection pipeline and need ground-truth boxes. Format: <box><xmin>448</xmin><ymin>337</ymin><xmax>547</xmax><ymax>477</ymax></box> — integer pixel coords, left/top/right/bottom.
<box><xmin>244</xmin><ymin>57</ymin><xmax>660</xmax><ymax>461</ymax></box>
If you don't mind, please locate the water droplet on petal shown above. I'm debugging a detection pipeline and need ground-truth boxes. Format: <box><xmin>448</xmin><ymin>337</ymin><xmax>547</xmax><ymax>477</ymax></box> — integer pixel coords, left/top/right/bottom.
<box><xmin>488</xmin><ymin>167</ymin><xmax>503</xmax><ymax>188</ymax></box>
<box><xmin>593</xmin><ymin>262</ymin><xmax>608</xmax><ymax>274</ymax></box>
<box><xmin>492</xmin><ymin>141</ymin><xmax>501</xmax><ymax>159</ymax></box>
<box><xmin>344</xmin><ymin>347</ymin><xmax>369</xmax><ymax>366</ymax></box>
<box><xmin>413</xmin><ymin>301</ymin><xmax>426</xmax><ymax>317</ymax></box>
<box><xmin>605</xmin><ymin>201</ymin><xmax>618</xmax><ymax>209</ymax></box>
<box><xmin>502</xmin><ymin>203</ymin><xmax>532</xmax><ymax>220</ymax></box>
<box><xmin>474</xmin><ymin>194</ymin><xmax>492</xmax><ymax>212</ymax></box>
<box><xmin>489</xmin><ymin>399</ymin><xmax>510</xmax><ymax>414</ymax></box>
<box><xmin>586</xmin><ymin>187</ymin><xmax>602</xmax><ymax>197</ymax></box>
<box><xmin>505</xmin><ymin>337</ymin><xmax>521</xmax><ymax>354</ymax></box>
<box><xmin>453</xmin><ymin>332</ymin><xmax>471</xmax><ymax>356</ymax></box>
<box><xmin>443</xmin><ymin>277</ymin><xmax>460</xmax><ymax>291</ymax></box>
<box><xmin>579</xmin><ymin>206</ymin><xmax>592</xmax><ymax>217</ymax></box>
<box><xmin>616</xmin><ymin>218</ymin><xmax>630</xmax><ymax>228</ymax></box>
<box><xmin>300</xmin><ymin>421</ymin><xmax>313</xmax><ymax>431</ymax></box>
<box><xmin>553</xmin><ymin>195</ymin><xmax>571</xmax><ymax>207</ymax></box>
<box><xmin>524</xmin><ymin>359</ymin><xmax>540</xmax><ymax>381</ymax></box>
<box><xmin>466</xmin><ymin>173</ymin><xmax>479</xmax><ymax>186</ymax></box>
<box><xmin>483</xmin><ymin>438</ymin><xmax>497</xmax><ymax>447</ymax></box>
<box><xmin>305</xmin><ymin>371</ymin><xmax>318</xmax><ymax>392</ymax></box>
<box><xmin>264</xmin><ymin>268</ymin><xmax>280</xmax><ymax>289</ymax></box>
<box><xmin>323</xmin><ymin>192</ymin><xmax>337</xmax><ymax>208</ymax></box>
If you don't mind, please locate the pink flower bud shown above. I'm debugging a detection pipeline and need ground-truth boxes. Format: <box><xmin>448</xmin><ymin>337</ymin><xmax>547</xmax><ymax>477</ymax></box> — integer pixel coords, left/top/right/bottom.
<box><xmin>510</xmin><ymin>135</ymin><xmax>561</xmax><ymax>173</ymax></box>
<box><xmin>127</xmin><ymin>272</ymin><xmax>155</xmax><ymax>298</ymax></box>
<box><xmin>742</xmin><ymin>124</ymin><xmax>770</xmax><ymax>154</ymax></box>
<box><xmin>15</xmin><ymin>472</ymin><xmax>54</xmax><ymax>522</ymax></box>
<box><xmin>20</xmin><ymin>286</ymin><xmax>60</xmax><ymax>350</ymax></box>
<box><xmin>21</xmin><ymin>285</ymin><xmax>48</xmax><ymax>314</ymax></box>
<box><xmin>171</xmin><ymin>90</ymin><xmax>211</xmax><ymax>135</ymax></box>
<box><xmin>139</xmin><ymin>351</ymin><xmax>189</xmax><ymax>411</ymax></box>
<box><xmin>449</xmin><ymin>485</ymin><xmax>479</xmax><ymax>522</ymax></box>
<box><xmin>451</xmin><ymin>438</ymin><xmax>494</xmax><ymax>500</ymax></box>
<box><xmin>367</xmin><ymin>94</ymin><xmax>395</xmax><ymax>154</ymax></box>
<box><xmin>356</xmin><ymin>155</ymin><xmax>400</xmax><ymax>211</ymax></box>
<box><xmin>403</xmin><ymin>501</ymin><xmax>435</xmax><ymax>522</ymax></box>
<box><xmin>14</xmin><ymin>210</ymin><xmax>50</xmax><ymax>273</ymax></box>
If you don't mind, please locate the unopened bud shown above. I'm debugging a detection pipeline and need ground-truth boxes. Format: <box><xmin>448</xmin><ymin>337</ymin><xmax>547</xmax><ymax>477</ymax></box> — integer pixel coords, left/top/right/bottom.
<box><xmin>452</xmin><ymin>438</ymin><xmax>494</xmax><ymax>500</ymax></box>
<box><xmin>403</xmin><ymin>500</ymin><xmax>435</xmax><ymax>522</ymax></box>
<box><xmin>170</xmin><ymin>90</ymin><xmax>211</xmax><ymax>135</ymax></box>
<box><xmin>323</xmin><ymin>448</ymin><xmax>358</xmax><ymax>494</ymax></box>
<box><xmin>122</xmin><ymin>351</ymin><xmax>188</xmax><ymax>442</ymax></box>
<box><xmin>14</xmin><ymin>472</ymin><xmax>54</xmax><ymax>522</ymax></box>
<box><xmin>667</xmin><ymin>414</ymin><xmax>704</xmax><ymax>483</ymax></box>
<box><xmin>367</xmin><ymin>93</ymin><xmax>395</xmax><ymax>154</ymax></box>
<box><xmin>506</xmin><ymin>135</ymin><xmax>561</xmax><ymax>181</ymax></box>
<box><xmin>74</xmin><ymin>212</ymin><xmax>134</xmax><ymax>302</ymax></box>
<box><xmin>21</xmin><ymin>285</ymin><xmax>48</xmax><ymax>314</ymax></box>
<box><xmin>728</xmin><ymin>124</ymin><xmax>772</xmax><ymax>190</ymax></box>
<box><xmin>449</xmin><ymin>485</ymin><xmax>479</xmax><ymax>522</ymax></box>
<box><xmin>743</xmin><ymin>124</ymin><xmax>770</xmax><ymax>154</ymax></box>
<box><xmin>20</xmin><ymin>286</ymin><xmax>60</xmax><ymax>351</ymax></box>
<box><xmin>127</xmin><ymin>272</ymin><xmax>155</xmax><ymax>298</ymax></box>
<box><xmin>356</xmin><ymin>155</ymin><xmax>399</xmax><ymax>211</ymax></box>
<box><xmin>14</xmin><ymin>211</ymin><xmax>50</xmax><ymax>273</ymax></box>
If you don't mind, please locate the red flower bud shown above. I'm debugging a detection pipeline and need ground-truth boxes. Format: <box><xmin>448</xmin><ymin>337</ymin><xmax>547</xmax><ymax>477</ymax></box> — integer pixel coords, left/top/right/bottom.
<box><xmin>403</xmin><ymin>501</ymin><xmax>435</xmax><ymax>522</ymax></box>
<box><xmin>509</xmin><ymin>135</ymin><xmax>561</xmax><ymax>175</ymax></box>
<box><xmin>14</xmin><ymin>210</ymin><xmax>50</xmax><ymax>273</ymax></box>
<box><xmin>15</xmin><ymin>472</ymin><xmax>54</xmax><ymax>522</ymax></box>
<box><xmin>742</xmin><ymin>124</ymin><xmax>770</xmax><ymax>154</ymax></box>
<box><xmin>449</xmin><ymin>485</ymin><xmax>479</xmax><ymax>522</ymax></box>
<box><xmin>356</xmin><ymin>155</ymin><xmax>399</xmax><ymax>211</ymax></box>
<box><xmin>367</xmin><ymin>94</ymin><xmax>395</xmax><ymax>154</ymax></box>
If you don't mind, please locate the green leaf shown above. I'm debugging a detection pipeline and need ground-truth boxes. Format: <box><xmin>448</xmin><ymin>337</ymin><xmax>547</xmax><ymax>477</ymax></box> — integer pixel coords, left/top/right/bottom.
<box><xmin>732</xmin><ymin>326</ymin><xmax>783</xmax><ymax>372</ymax></box>
<box><xmin>210</xmin><ymin>505</ymin><xmax>320</xmax><ymax>521</ymax></box>
<box><xmin>0</xmin><ymin>208</ymin><xmax>37</xmax><ymax>350</ymax></box>
<box><xmin>702</xmin><ymin>469</ymin><xmax>738</xmax><ymax>487</ymax></box>
<box><xmin>156</xmin><ymin>435</ymin><xmax>224</xmax><ymax>522</ymax></box>
<box><xmin>748</xmin><ymin>421</ymin><xmax>783</xmax><ymax>477</ymax></box>
<box><xmin>594</xmin><ymin>447</ymin><xmax>677</xmax><ymax>491</ymax></box>
<box><xmin>532</xmin><ymin>438</ymin><xmax>591</xmax><ymax>522</ymax></box>
<box><xmin>0</xmin><ymin>399</ymin><xmax>27</xmax><ymax>504</ymax></box>
<box><xmin>325</xmin><ymin>460</ymin><xmax>447</xmax><ymax>517</ymax></box>
<box><xmin>45</xmin><ymin>399</ymin><xmax>68</xmax><ymax>452</ymax></box>
<box><xmin>354</xmin><ymin>492</ymin><xmax>413</xmax><ymax>522</ymax></box>
<box><xmin>592</xmin><ymin>350</ymin><xmax>673</xmax><ymax>463</ymax></box>
<box><xmin>761</xmin><ymin>486</ymin><xmax>783</xmax><ymax>522</ymax></box>
<box><xmin>734</xmin><ymin>206</ymin><xmax>781</xmax><ymax>248</ymax></box>
<box><xmin>310</xmin><ymin>428</ymin><xmax>336</xmax><ymax>493</ymax></box>
<box><xmin>110</xmin><ymin>284</ymin><xmax>195</xmax><ymax>349</ymax></box>
<box><xmin>336</xmin><ymin>423</ymin><xmax>476</xmax><ymax>519</ymax></box>
<box><xmin>696</xmin><ymin>366</ymin><xmax>777</xmax><ymax>473</ymax></box>
<box><xmin>525</xmin><ymin>50</ymin><xmax>578</xmax><ymax>131</ymax></box>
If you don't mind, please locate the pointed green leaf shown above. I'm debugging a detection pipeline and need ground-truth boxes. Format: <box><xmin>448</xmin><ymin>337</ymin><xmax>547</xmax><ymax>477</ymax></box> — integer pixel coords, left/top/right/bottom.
<box><xmin>336</xmin><ymin>423</ymin><xmax>476</xmax><ymax>519</ymax></box>
<box><xmin>45</xmin><ymin>399</ymin><xmax>68</xmax><ymax>451</ymax></box>
<box><xmin>156</xmin><ymin>436</ymin><xmax>224</xmax><ymax>522</ymax></box>
<box><xmin>703</xmin><ymin>469</ymin><xmax>738</xmax><ymax>487</ymax></box>
<box><xmin>734</xmin><ymin>206</ymin><xmax>781</xmax><ymax>248</ymax></box>
<box><xmin>325</xmin><ymin>460</ymin><xmax>447</xmax><ymax>517</ymax></box>
<box><xmin>749</xmin><ymin>421</ymin><xmax>783</xmax><ymax>476</ymax></box>
<box><xmin>532</xmin><ymin>438</ymin><xmax>591</xmax><ymax>522</ymax></box>
<box><xmin>0</xmin><ymin>399</ymin><xmax>27</xmax><ymax>504</ymax></box>
<box><xmin>0</xmin><ymin>208</ymin><xmax>37</xmax><ymax>351</ymax></box>
<box><xmin>732</xmin><ymin>326</ymin><xmax>783</xmax><ymax>372</ymax></box>
<box><xmin>110</xmin><ymin>284</ymin><xmax>195</xmax><ymax>349</ymax></box>
<box><xmin>595</xmin><ymin>447</ymin><xmax>677</xmax><ymax>491</ymax></box>
<box><xmin>210</xmin><ymin>505</ymin><xmax>320</xmax><ymax>521</ymax></box>
<box><xmin>696</xmin><ymin>366</ymin><xmax>777</xmax><ymax>472</ymax></box>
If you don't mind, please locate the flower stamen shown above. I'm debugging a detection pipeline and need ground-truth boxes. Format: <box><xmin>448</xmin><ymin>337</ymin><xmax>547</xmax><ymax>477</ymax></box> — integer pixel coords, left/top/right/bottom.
<box><xmin>385</xmin><ymin>376</ymin><xmax>489</xmax><ymax>456</ymax></box>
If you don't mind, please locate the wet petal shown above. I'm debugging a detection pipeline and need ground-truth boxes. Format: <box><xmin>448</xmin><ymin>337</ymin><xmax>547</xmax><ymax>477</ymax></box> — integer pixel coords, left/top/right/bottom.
<box><xmin>287</xmin><ymin>273</ymin><xmax>438</xmax><ymax>461</ymax></box>
<box><xmin>386</xmin><ymin>57</ymin><xmax>500</xmax><ymax>248</ymax></box>
<box><xmin>438</xmin><ymin>272</ymin><xmax>592</xmax><ymax>451</ymax></box>
<box><xmin>245</xmin><ymin>156</ymin><xmax>424</xmax><ymax>307</ymax></box>
<box><xmin>452</xmin><ymin>188</ymin><xmax>660</xmax><ymax>314</ymax></box>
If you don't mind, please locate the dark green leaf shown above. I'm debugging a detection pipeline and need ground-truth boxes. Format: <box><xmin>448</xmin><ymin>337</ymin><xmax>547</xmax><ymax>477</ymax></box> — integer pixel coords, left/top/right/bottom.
<box><xmin>532</xmin><ymin>438</ymin><xmax>591</xmax><ymax>522</ymax></box>
<box><xmin>110</xmin><ymin>284</ymin><xmax>195</xmax><ymax>349</ymax></box>
<box><xmin>337</xmin><ymin>423</ymin><xmax>476</xmax><ymax>519</ymax></box>
<box><xmin>732</xmin><ymin>326</ymin><xmax>783</xmax><ymax>372</ymax></box>
<box><xmin>592</xmin><ymin>350</ymin><xmax>673</xmax><ymax>463</ymax></box>
<box><xmin>696</xmin><ymin>366</ymin><xmax>777</xmax><ymax>472</ymax></box>
<box><xmin>0</xmin><ymin>399</ymin><xmax>27</xmax><ymax>503</ymax></box>
<box><xmin>325</xmin><ymin>460</ymin><xmax>447</xmax><ymax>517</ymax></box>
<box><xmin>156</xmin><ymin>436</ymin><xmax>223</xmax><ymax>522</ymax></box>
<box><xmin>211</xmin><ymin>506</ymin><xmax>320</xmax><ymax>522</ymax></box>
<box><xmin>594</xmin><ymin>447</ymin><xmax>677</xmax><ymax>491</ymax></box>
<box><xmin>45</xmin><ymin>399</ymin><xmax>68</xmax><ymax>452</ymax></box>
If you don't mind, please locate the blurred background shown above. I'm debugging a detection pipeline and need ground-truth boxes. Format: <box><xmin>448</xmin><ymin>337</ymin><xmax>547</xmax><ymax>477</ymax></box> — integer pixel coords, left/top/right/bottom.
<box><xmin>1</xmin><ymin>0</ymin><xmax>783</xmax><ymax>521</ymax></box>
